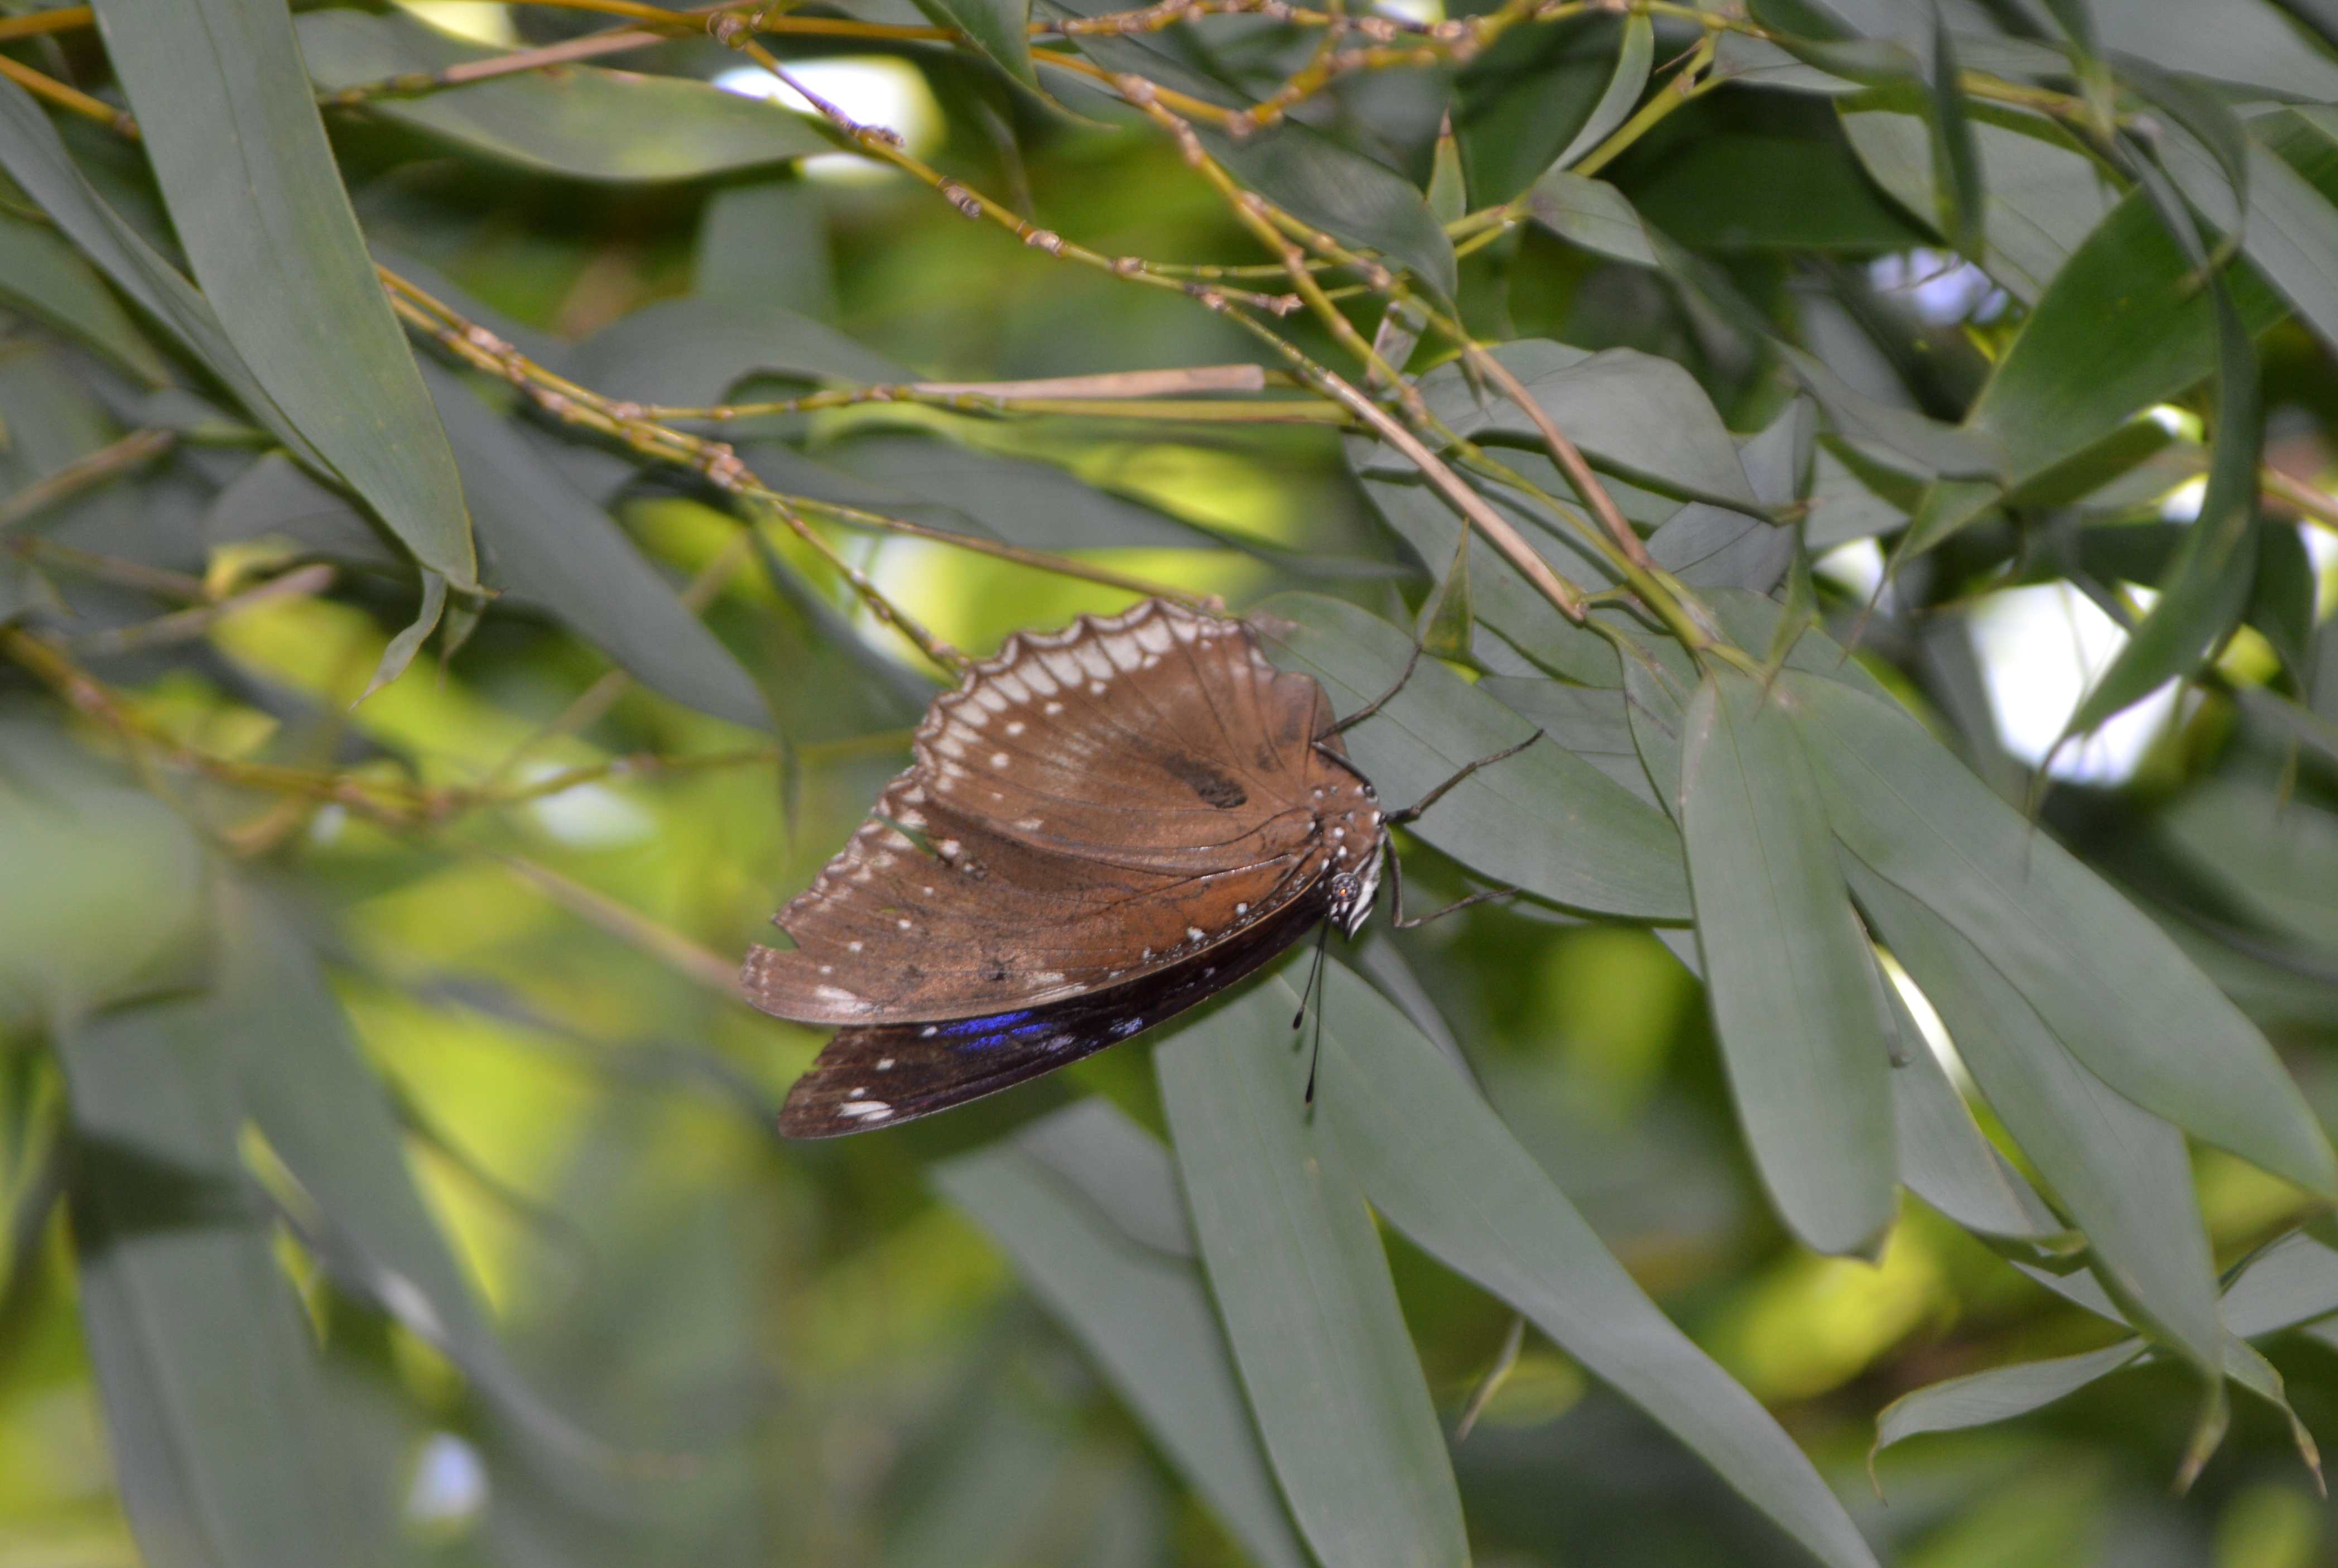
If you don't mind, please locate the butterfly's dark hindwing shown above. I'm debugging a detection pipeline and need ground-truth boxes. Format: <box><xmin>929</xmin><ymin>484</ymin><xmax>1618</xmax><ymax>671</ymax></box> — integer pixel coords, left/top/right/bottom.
<box><xmin>778</xmin><ymin>888</ymin><xmax>1329</xmax><ymax>1138</ymax></box>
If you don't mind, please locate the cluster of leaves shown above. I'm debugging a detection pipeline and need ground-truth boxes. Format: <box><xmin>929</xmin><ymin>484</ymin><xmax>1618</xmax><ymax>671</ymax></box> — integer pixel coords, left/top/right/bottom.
<box><xmin>7</xmin><ymin>0</ymin><xmax>2338</xmax><ymax>1563</ymax></box>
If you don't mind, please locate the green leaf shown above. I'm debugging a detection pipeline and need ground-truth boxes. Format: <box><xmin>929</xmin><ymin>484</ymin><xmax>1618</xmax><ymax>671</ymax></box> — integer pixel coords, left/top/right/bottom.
<box><xmin>213</xmin><ymin>884</ymin><xmax>603</xmax><ymax>1470</ymax></box>
<box><xmin>1551</xmin><ymin>12</ymin><xmax>1652</xmax><ymax>171</ymax></box>
<box><xmin>0</xmin><ymin>720</ymin><xmax>206</xmax><ymax>1028</ymax></box>
<box><xmin>1350</xmin><ymin>460</ymin><xmax>1617</xmax><ymax>686</ymax></box>
<box><xmin>2166</xmin><ymin>119</ymin><xmax>2338</xmax><ymax>361</ymax></box>
<box><xmin>1416</xmin><ymin>527</ymin><xmax>1473</xmax><ymax>663</ymax></box>
<box><xmin>296</xmin><ymin>10</ymin><xmax>836</xmax><ymax>182</ymax></box>
<box><xmin>812</xmin><ymin>432</ymin><xmax>1222</xmax><ymax>551</ymax></box>
<box><xmin>0</xmin><ymin>77</ymin><xmax>327</xmax><ymax>475</ymax></box>
<box><xmin>1520</xmin><ymin>170</ymin><xmax>1659</xmax><ymax>267</ymax></box>
<box><xmin>934</xmin><ymin>1105</ymin><xmax>1308</xmax><ymax>1568</ymax></box>
<box><xmin>200</xmin><ymin>450</ymin><xmax>399</xmax><ymax>567</ymax></box>
<box><xmin>913</xmin><ymin>0</ymin><xmax>1037</xmax><ymax>86</ymax></box>
<box><xmin>1315</xmin><ymin>964</ymin><xmax>1883</xmax><ymax>1568</ymax></box>
<box><xmin>1884</xmin><ymin>983</ymin><xmax>2069</xmax><ymax>1244</ymax></box>
<box><xmin>1679</xmin><ymin>670</ymin><xmax>1896</xmax><ymax>1256</ymax></box>
<box><xmin>359</xmin><ymin>568</ymin><xmax>446</xmax><ymax>700</ymax></box>
<box><xmin>1476</xmin><ymin>677</ymin><xmax>1659</xmax><ymax>807</ymax></box>
<box><xmin>1790</xmin><ymin>671</ymin><xmax>2337</xmax><ymax>1199</ymax></box>
<box><xmin>1839</xmin><ymin>90</ymin><xmax>2116</xmax><ymax>304</ymax></box>
<box><xmin>1927</xmin><ymin>12</ymin><xmax>1984</xmax><ymax>259</ymax></box>
<box><xmin>1258</xmin><ymin>593</ymin><xmax>1691</xmax><ymax>920</ymax></box>
<box><xmin>57</xmin><ymin>987</ymin><xmax>359</xmax><ymax>1565</ymax></box>
<box><xmin>421</xmin><ymin>362</ymin><xmax>770</xmax><ymax>730</ymax></box>
<box><xmin>2248</xmin><ymin>522</ymin><xmax>2316</xmax><ymax>686</ymax></box>
<box><xmin>1207</xmin><ymin>124</ymin><xmax>1458</xmax><ymax>300</ymax></box>
<box><xmin>92</xmin><ymin>0</ymin><xmax>477</xmax><ymax>587</ymax></box>
<box><xmin>2119</xmin><ymin>59</ymin><xmax>2248</xmax><ymax>230</ymax></box>
<box><xmin>2224</xmin><ymin>1232</ymin><xmax>2338</xmax><ymax>1338</ymax></box>
<box><xmin>1848</xmin><ymin>867</ymin><xmax>2226</xmax><ymax>1373</ymax></box>
<box><xmin>1418</xmin><ymin>340</ymin><xmax>1760</xmax><ymax>511</ymax></box>
<box><xmin>1157</xmin><ymin>981</ymin><xmax>1469</xmax><ymax>1568</ymax></box>
<box><xmin>696</xmin><ymin>179</ymin><xmax>838</xmax><ymax>316</ymax></box>
<box><xmin>1629</xmin><ymin>128</ymin><xmax>1931</xmax><ymax>252</ymax></box>
<box><xmin>1966</xmin><ymin>190</ymin><xmax>2286</xmax><ymax>491</ymax></box>
<box><xmin>2156</xmin><ymin>778</ymin><xmax>2338</xmax><ymax>956</ymax></box>
<box><xmin>1873</xmin><ymin>1342</ymin><xmax>2145</xmax><ymax>1458</ymax></box>
<box><xmin>566</xmin><ymin>296</ymin><xmax>906</xmax><ymax>407</ymax></box>
<box><xmin>1426</xmin><ymin>113</ymin><xmax>1466</xmax><ymax>227</ymax></box>
<box><xmin>1644</xmin><ymin>228</ymin><xmax>1997</xmax><ymax>478</ymax></box>
<box><xmin>1646</xmin><ymin>401</ymin><xmax>1806</xmax><ymax>591</ymax></box>
<box><xmin>2062</xmin><ymin>270</ymin><xmax>2260</xmax><ymax>737</ymax></box>
<box><xmin>0</xmin><ymin>202</ymin><xmax>170</xmax><ymax>386</ymax></box>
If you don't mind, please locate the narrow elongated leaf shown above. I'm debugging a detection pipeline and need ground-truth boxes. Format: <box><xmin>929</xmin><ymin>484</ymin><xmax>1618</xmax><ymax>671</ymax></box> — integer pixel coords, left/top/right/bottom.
<box><xmin>935</xmin><ymin>1105</ymin><xmax>1308</xmax><ymax>1568</ymax></box>
<box><xmin>1521</xmin><ymin>170</ymin><xmax>1659</xmax><ymax>266</ymax></box>
<box><xmin>200</xmin><ymin>450</ymin><xmax>399</xmax><ymax>566</ymax></box>
<box><xmin>1966</xmin><ymin>190</ymin><xmax>2286</xmax><ymax>490</ymax></box>
<box><xmin>59</xmin><ymin>987</ymin><xmax>357</xmax><ymax>1567</ymax></box>
<box><xmin>2248</xmin><ymin>522</ymin><xmax>2316</xmax><ymax>685</ymax></box>
<box><xmin>1873</xmin><ymin>1342</ymin><xmax>2144</xmax><ymax>1457</ymax></box>
<box><xmin>1647</xmin><ymin>402</ymin><xmax>1802</xmax><ymax>591</ymax></box>
<box><xmin>421</xmin><ymin>362</ymin><xmax>768</xmax><ymax>729</ymax></box>
<box><xmin>1208</xmin><ymin>125</ymin><xmax>1458</xmax><ymax>300</ymax></box>
<box><xmin>297</xmin><ymin>11</ymin><xmax>836</xmax><ymax>181</ymax></box>
<box><xmin>566</xmin><ymin>296</ymin><xmax>906</xmax><ymax>407</ymax></box>
<box><xmin>1644</xmin><ymin>229</ymin><xmax>1999</xmax><ymax>478</ymax></box>
<box><xmin>697</xmin><ymin>179</ymin><xmax>837</xmax><ymax>316</ymax></box>
<box><xmin>1158</xmin><ymin>982</ymin><xmax>1469</xmax><ymax>1568</ymax></box>
<box><xmin>0</xmin><ymin>79</ymin><xmax>325</xmax><ymax>474</ymax></box>
<box><xmin>1884</xmin><ymin>985</ymin><xmax>2067</xmax><ymax>1243</ymax></box>
<box><xmin>1352</xmin><ymin>461</ymin><xmax>1617</xmax><ymax>686</ymax></box>
<box><xmin>1839</xmin><ymin>91</ymin><xmax>2116</xmax><ymax>304</ymax></box>
<box><xmin>1477</xmin><ymin>678</ymin><xmax>1660</xmax><ymax>807</ymax></box>
<box><xmin>2166</xmin><ymin>120</ymin><xmax>2338</xmax><ymax>362</ymax></box>
<box><xmin>1427</xmin><ymin>115</ymin><xmax>1466</xmax><ymax>226</ymax></box>
<box><xmin>2223</xmin><ymin>1232</ymin><xmax>2338</xmax><ymax>1338</ymax></box>
<box><xmin>1927</xmin><ymin>13</ymin><xmax>1984</xmax><ymax>258</ymax></box>
<box><xmin>0</xmin><ymin>204</ymin><xmax>170</xmax><ymax>386</ymax></box>
<box><xmin>1846</xmin><ymin>867</ymin><xmax>2226</xmax><ymax>1371</ymax></box>
<box><xmin>1551</xmin><ymin>12</ymin><xmax>1653</xmax><ymax>170</ymax></box>
<box><xmin>93</xmin><ymin>0</ymin><xmax>475</xmax><ymax>586</ymax></box>
<box><xmin>2063</xmin><ymin>273</ymin><xmax>2261</xmax><ymax>735</ymax></box>
<box><xmin>1316</xmin><ymin>965</ymin><xmax>1883</xmax><ymax>1568</ymax></box>
<box><xmin>819</xmin><ymin>433</ymin><xmax>1219</xmax><ymax>551</ymax></box>
<box><xmin>915</xmin><ymin>0</ymin><xmax>1037</xmax><ymax>85</ymax></box>
<box><xmin>1679</xmin><ymin>670</ymin><xmax>1895</xmax><ymax>1256</ymax></box>
<box><xmin>1420</xmin><ymin>341</ymin><xmax>1760</xmax><ymax>511</ymax></box>
<box><xmin>1791</xmin><ymin>671</ymin><xmax>2337</xmax><ymax>1199</ymax></box>
<box><xmin>1259</xmin><ymin>593</ymin><xmax>1691</xmax><ymax>920</ymax></box>
<box><xmin>213</xmin><ymin>888</ymin><xmax>547</xmax><ymax>1425</ymax></box>
<box><xmin>0</xmin><ymin>723</ymin><xmax>205</xmax><ymax>1027</ymax></box>
<box><xmin>2157</xmin><ymin>778</ymin><xmax>2338</xmax><ymax>954</ymax></box>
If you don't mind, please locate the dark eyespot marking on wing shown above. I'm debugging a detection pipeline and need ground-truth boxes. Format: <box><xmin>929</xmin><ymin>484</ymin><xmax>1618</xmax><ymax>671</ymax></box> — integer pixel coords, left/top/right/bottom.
<box><xmin>1161</xmin><ymin>754</ymin><xmax>1248</xmax><ymax>809</ymax></box>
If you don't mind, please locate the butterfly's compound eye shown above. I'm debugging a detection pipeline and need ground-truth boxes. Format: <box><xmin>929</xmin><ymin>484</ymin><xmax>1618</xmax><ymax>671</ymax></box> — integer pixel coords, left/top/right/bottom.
<box><xmin>1329</xmin><ymin>870</ymin><xmax>1360</xmax><ymax>902</ymax></box>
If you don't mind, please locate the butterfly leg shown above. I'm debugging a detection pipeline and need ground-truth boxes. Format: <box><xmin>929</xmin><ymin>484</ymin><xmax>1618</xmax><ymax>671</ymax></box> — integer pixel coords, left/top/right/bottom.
<box><xmin>1382</xmin><ymin>730</ymin><xmax>1544</xmax><ymax>827</ymax></box>
<box><xmin>1326</xmin><ymin>641</ymin><xmax>1426</xmax><ymax>737</ymax></box>
<box><xmin>1382</xmin><ymin>841</ymin><xmax>1521</xmax><ymax>929</ymax></box>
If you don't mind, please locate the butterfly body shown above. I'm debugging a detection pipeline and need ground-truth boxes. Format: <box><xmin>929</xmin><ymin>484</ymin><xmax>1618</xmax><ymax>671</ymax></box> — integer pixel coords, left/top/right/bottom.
<box><xmin>742</xmin><ymin>598</ymin><xmax>1383</xmax><ymax>1138</ymax></box>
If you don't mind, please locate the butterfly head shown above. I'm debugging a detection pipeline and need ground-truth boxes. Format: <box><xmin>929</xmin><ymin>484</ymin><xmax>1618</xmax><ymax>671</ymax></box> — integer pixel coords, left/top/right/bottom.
<box><xmin>1326</xmin><ymin>843</ymin><xmax>1384</xmax><ymax>937</ymax></box>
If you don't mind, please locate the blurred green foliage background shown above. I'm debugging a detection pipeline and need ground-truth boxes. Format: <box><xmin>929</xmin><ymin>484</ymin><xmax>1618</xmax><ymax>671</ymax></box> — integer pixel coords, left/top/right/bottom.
<box><xmin>7</xmin><ymin>0</ymin><xmax>2338</xmax><ymax>1564</ymax></box>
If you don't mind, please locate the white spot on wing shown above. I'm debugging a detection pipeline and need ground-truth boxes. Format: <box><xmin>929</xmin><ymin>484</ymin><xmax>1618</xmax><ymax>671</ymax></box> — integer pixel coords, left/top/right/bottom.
<box><xmin>838</xmin><ymin>1100</ymin><xmax>892</xmax><ymax>1119</ymax></box>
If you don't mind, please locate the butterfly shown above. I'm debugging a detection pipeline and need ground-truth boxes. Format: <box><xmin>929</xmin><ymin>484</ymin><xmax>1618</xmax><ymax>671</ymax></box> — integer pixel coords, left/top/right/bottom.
<box><xmin>742</xmin><ymin>598</ymin><xmax>1522</xmax><ymax>1138</ymax></box>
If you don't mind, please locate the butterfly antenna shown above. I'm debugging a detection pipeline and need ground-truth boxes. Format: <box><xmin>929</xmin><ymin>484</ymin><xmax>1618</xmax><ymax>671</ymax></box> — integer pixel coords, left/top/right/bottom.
<box><xmin>1292</xmin><ymin>917</ymin><xmax>1330</xmax><ymax>1031</ymax></box>
<box><xmin>1295</xmin><ymin>920</ymin><xmax>1332</xmax><ymax>1105</ymax></box>
<box><xmin>1305</xmin><ymin>965</ymin><xmax>1330</xmax><ymax>1108</ymax></box>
